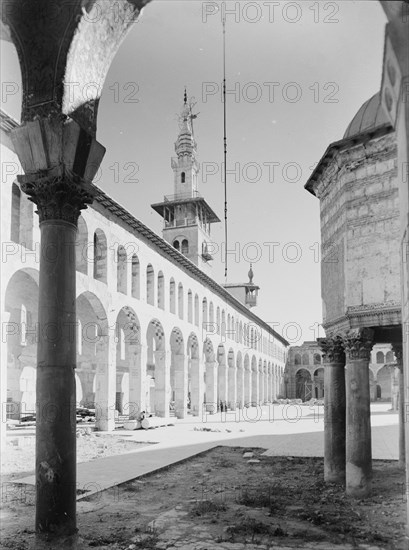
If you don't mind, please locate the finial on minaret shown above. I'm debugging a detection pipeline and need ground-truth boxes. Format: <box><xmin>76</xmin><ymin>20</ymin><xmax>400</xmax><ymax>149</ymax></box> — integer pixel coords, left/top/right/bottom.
<box><xmin>248</xmin><ymin>263</ymin><xmax>254</xmax><ymax>284</ymax></box>
<box><xmin>184</xmin><ymin>87</ymin><xmax>188</xmax><ymax>105</ymax></box>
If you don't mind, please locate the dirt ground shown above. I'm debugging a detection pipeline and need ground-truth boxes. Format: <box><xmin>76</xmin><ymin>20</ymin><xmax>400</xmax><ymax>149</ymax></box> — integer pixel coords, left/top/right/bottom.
<box><xmin>1</xmin><ymin>445</ymin><xmax>407</xmax><ymax>550</ymax></box>
<box><xmin>1</xmin><ymin>430</ymin><xmax>152</xmax><ymax>481</ymax></box>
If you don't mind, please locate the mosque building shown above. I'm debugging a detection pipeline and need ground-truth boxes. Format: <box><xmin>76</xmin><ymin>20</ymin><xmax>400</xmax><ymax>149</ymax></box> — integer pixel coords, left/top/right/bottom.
<box><xmin>1</xmin><ymin>94</ymin><xmax>288</xmax><ymax>430</ymax></box>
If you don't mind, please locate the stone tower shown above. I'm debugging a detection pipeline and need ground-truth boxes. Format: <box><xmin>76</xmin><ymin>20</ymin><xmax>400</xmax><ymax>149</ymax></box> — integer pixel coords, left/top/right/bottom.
<box><xmin>151</xmin><ymin>91</ymin><xmax>220</xmax><ymax>274</ymax></box>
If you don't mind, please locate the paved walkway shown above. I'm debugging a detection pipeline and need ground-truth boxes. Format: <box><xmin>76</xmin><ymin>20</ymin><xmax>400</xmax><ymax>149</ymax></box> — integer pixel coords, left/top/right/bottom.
<box><xmin>14</xmin><ymin>404</ymin><xmax>399</xmax><ymax>502</ymax></box>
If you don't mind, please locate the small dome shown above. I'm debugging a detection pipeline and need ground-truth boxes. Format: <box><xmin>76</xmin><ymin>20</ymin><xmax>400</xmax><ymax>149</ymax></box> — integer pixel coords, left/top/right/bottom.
<box><xmin>343</xmin><ymin>92</ymin><xmax>389</xmax><ymax>139</ymax></box>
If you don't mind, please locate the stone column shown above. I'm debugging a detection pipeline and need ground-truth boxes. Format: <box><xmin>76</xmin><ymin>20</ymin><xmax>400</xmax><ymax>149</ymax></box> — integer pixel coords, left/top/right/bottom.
<box><xmin>95</xmin><ymin>335</ymin><xmax>116</xmax><ymax>431</ymax></box>
<box><xmin>205</xmin><ymin>361</ymin><xmax>218</xmax><ymax>413</ymax></box>
<box><xmin>174</xmin><ymin>354</ymin><xmax>187</xmax><ymax>419</ymax></box>
<box><xmin>318</xmin><ymin>336</ymin><xmax>346</xmax><ymax>484</ymax></box>
<box><xmin>236</xmin><ymin>367</ymin><xmax>244</xmax><ymax>409</ymax></box>
<box><xmin>11</xmin><ymin>117</ymin><xmax>104</xmax><ymax>535</ymax></box>
<box><xmin>218</xmin><ymin>362</ymin><xmax>228</xmax><ymax>408</ymax></box>
<box><xmin>129</xmin><ymin>344</ymin><xmax>146</xmax><ymax>419</ymax></box>
<box><xmin>154</xmin><ymin>349</ymin><xmax>170</xmax><ymax>417</ymax></box>
<box><xmin>244</xmin><ymin>368</ymin><xmax>251</xmax><ymax>407</ymax></box>
<box><xmin>251</xmin><ymin>368</ymin><xmax>259</xmax><ymax>406</ymax></box>
<box><xmin>343</xmin><ymin>328</ymin><xmax>374</xmax><ymax>497</ymax></box>
<box><xmin>228</xmin><ymin>365</ymin><xmax>237</xmax><ymax>410</ymax></box>
<box><xmin>190</xmin><ymin>357</ymin><xmax>203</xmax><ymax>416</ymax></box>
<box><xmin>392</xmin><ymin>343</ymin><xmax>405</xmax><ymax>469</ymax></box>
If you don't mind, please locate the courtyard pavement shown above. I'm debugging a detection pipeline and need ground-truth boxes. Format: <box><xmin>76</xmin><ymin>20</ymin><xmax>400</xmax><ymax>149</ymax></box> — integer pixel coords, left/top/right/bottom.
<box><xmin>13</xmin><ymin>403</ymin><xmax>399</xmax><ymax>501</ymax></box>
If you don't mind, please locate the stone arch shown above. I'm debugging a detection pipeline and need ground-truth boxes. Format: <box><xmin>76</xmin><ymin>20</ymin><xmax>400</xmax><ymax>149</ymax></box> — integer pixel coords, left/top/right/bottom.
<box><xmin>203</xmin><ymin>338</ymin><xmax>216</xmax><ymax>412</ymax></box>
<box><xmin>295</xmin><ymin>368</ymin><xmax>312</xmax><ymax>402</ymax></box>
<box><xmin>93</xmin><ymin>229</ymin><xmax>107</xmax><ymax>283</ymax></box>
<box><xmin>76</xmin><ymin>215</ymin><xmax>88</xmax><ymax>275</ymax></box>
<box><xmin>76</xmin><ymin>291</ymin><xmax>109</xmax><ymax>427</ymax></box>
<box><xmin>146</xmin><ymin>319</ymin><xmax>167</xmax><ymax>417</ymax></box>
<box><xmin>4</xmin><ymin>268</ymin><xmax>39</xmax><ymax>420</ymax></box>
<box><xmin>377</xmin><ymin>365</ymin><xmax>392</xmax><ymax>400</ymax></box>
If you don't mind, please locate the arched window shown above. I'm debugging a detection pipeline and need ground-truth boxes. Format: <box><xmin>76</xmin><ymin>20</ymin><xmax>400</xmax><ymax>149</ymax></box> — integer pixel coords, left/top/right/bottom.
<box><xmin>169</xmin><ymin>278</ymin><xmax>176</xmax><ymax>314</ymax></box>
<box><xmin>157</xmin><ymin>271</ymin><xmax>165</xmax><ymax>310</ymax></box>
<box><xmin>178</xmin><ymin>283</ymin><xmax>184</xmax><ymax>320</ymax></box>
<box><xmin>173</xmin><ymin>240</ymin><xmax>180</xmax><ymax>251</ymax></box>
<box><xmin>302</xmin><ymin>353</ymin><xmax>309</xmax><ymax>366</ymax></box>
<box><xmin>386</xmin><ymin>350</ymin><xmax>394</xmax><ymax>363</ymax></box>
<box><xmin>93</xmin><ymin>229</ymin><xmax>107</xmax><ymax>283</ymax></box>
<box><xmin>194</xmin><ymin>294</ymin><xmax>199</xmax><ymax>326</ymax></box>
<box><xmin>216</xmin><ymin>307</ymin><xmax>220</xmax><ymax>335</ymax></box>
<box><xmin>314</xmin><ymin>354</ymin><xmax>321</xmax><ymax>365</ymax></box>
<box><xmin>294</xmin><ymin>353</ymin><xmax>301</xmax><ymax>366</ymax></box>
<box><xmin>181</xmin><ymin>172</ymin><xmax>186</xmax><ymax>183</ymax></box>
<box><xmin>131</xmin><ymin>255</ymin><xmax>140</xmax><ymax>299</ymax></box>
<box><xmin>146</xmin><ymin>264</ymin><xmax>155</xmax><ymax>305</ymax></box>
<box><xmin>202</xmin><ymin>298</ymin><xmax>208</xmax><ymax>327</ymax></box>
<box><xmin>188</xmin><ymin>290</ymin><xmax>193</xmax><ymax>323</ymax></box>
<box><xmin>76</xmin><ymin>216</ymin><xmax>88</xmax><ymax>274</ymax></box>
<box><xmin>11</xmin><ymin>183</ymin><xmax>21</xmax><ymax>243</ymax></box>
<box><xmin>181</xmin><ymin>239</ymin><xmax>189</xmax><ymax>255</ymax></box>
<box><xmin>209</xmin><ymin>302</ymin><xmax>214</xmax><ymax>324</ymax></box>
<box><xmin>117</xmin><ymin>245</ymin><xmax>127</xmax><ymax>294</ymax></box>
<box><xmin>221</xmin><ymin>310</ymin><xmax>226</xmax><ymax>339</ymax></box>
<box><xmin>376</xmin><ymin>351</ymin><xmax>385</xmax><ymax>364</ymax></box>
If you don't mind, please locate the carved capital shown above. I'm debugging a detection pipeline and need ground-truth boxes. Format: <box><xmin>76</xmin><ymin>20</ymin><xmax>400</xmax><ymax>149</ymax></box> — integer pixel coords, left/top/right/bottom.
<box><xmin>19</xmin><ymin>168</ymin><xmax>94</xmax><ymax>225</ymax></box>
<box><xmin>342</xmin><ymin>328</ymin><xmax>374</xmax><ymax>362</ymax></box>
<box><xmin>318</xmin><ymin>335</ymin><xmax>345</xmax><ymax>364</ymax></box>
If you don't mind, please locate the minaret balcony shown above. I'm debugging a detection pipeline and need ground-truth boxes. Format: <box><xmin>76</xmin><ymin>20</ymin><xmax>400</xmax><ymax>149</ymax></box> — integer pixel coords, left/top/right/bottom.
<box><xmin>164</xmin><ymin>191</ymin><xmax>201</xmax><ymax>202</ymax></box>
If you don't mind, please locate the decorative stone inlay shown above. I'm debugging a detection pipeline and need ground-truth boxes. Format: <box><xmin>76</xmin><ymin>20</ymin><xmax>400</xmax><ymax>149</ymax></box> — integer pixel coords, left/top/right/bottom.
<box><xmin>317</xmin><ymin>335</ymin><xmax>345</xmax><ymax>364</ymax></box>
<box><xmin>19</xmin><ymin>166</ymin><xmax>94</xmax><ymax>225</ymax></box>
<box><xmin>342</xmin><ymin>328</ymin><xmax>374</xmax><ymax>361</ymax></box>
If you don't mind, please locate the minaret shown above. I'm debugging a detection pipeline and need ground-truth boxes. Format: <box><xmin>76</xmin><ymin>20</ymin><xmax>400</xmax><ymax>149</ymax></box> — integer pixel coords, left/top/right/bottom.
<box><xmin>151</xmin><ymin>91</ymin><xmax>220</xmax><ymax>274</ymax></box>
<box><xmin>223</xmin><ymin>264</ymin><xmax>260</xmax><ymax>308</ymax></box>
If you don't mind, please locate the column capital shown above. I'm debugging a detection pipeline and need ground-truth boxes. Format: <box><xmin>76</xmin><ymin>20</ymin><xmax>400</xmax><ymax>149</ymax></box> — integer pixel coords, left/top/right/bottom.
<box><xmin>318</xmin><ymin>335</ymin><xmax>345</xmax><ymax>364</ymax></box>
<box><xmin>11</xmin><ymin>117</ymin><xmax>105</xmax><ymax>226</ymax></box>
<box><xmin>19</xmin><ymin>167</ymin><xmax>94</xmax><ymax>225</ymax></box>
<box><xmin>342</xmin><ymin>328</ymin><xmax>374</xmax><ymax>361</ymax></box>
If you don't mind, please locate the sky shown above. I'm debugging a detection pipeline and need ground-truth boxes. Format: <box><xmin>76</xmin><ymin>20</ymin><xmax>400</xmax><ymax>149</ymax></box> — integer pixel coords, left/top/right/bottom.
<box><xmin>1</xmin><ymin>1</ymin><xmax>387</xmax><ymax>345</ymax></box>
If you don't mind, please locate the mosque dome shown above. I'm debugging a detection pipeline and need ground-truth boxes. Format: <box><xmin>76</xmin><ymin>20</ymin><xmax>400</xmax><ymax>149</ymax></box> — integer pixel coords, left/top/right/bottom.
<box><xmin>343</xmin><ymin>92</ymin><xmax>389</xmax><ymax>139</ymax></box>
